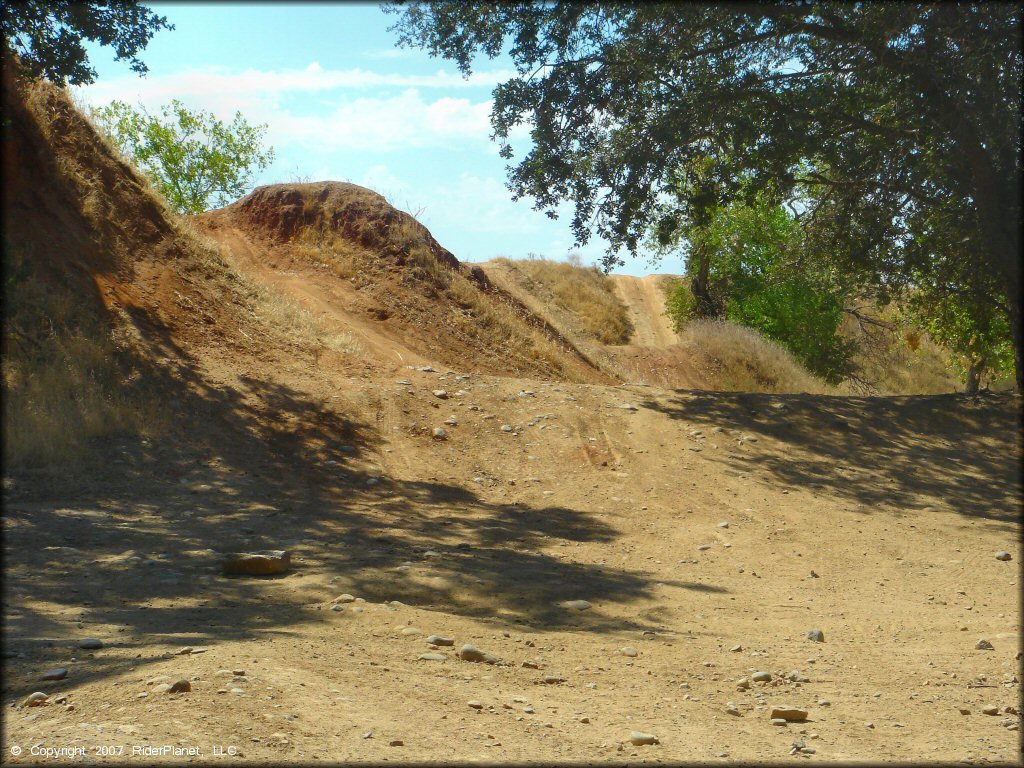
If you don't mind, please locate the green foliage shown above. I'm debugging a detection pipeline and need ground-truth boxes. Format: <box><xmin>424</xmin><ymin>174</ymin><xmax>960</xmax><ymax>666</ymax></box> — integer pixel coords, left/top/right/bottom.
<box><xmin>660</xmin><ymin>194</ymin><xmax>855</xmax><ymax>382</ymax></box>
<box><xmin>663</xmin><ymin>278</ymin><xmax>696</xmax><ymax>334</ymax></box>
<box><xmin>91</xmin><ymin>99</ymin><xmax>274</xmax><ymax>214</ymax></box>
<box><xmin>387</xmin><ymin>3</ymin><xmax>1022</xmax><ymax>388</ymax></box>
<box><xmin>2</xmin><ymin>1</ymin><xmax>173</xmax><ymax>86</ymax></box>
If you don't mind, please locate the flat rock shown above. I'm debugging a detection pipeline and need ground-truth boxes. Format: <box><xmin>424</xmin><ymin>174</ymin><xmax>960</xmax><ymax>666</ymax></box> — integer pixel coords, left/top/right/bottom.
<box><xmin>752</xmin><ymin>671</ymin><xmax>772</xmax><ymax>682</ymax></box>
<box><xmin>426</xmin><ymin>635</ymin><xmax>455</xmax><ymax>646</ymax></box>
<box><xmin>771</xmin><ymin>707</ymin><xmax>809</xmax><ymax>722</ymax></box>
<box><xmin>561</xmin><ymin>599</ymin><xmax>592</xmax><ymax>610</ymax></box>
<box><xmin>806</xmin><ymin>628</ymin><xmax>825</xmax><ymax>642</ymax></box>
<box><xmin>222</xmin><ymin>550</ymin><xmax>290</xmax><ymax>576</ymax></box>
<box><xmin>468</xmin><ymin>700</ymin><xmax>484</xmax><ymax>709</ymax></box>
<box><xmin>40</xmin><ymin>667</ymin><xmax>68</xmax><ymax>681</ymax></box>
<box><xmin>418</xmin><ymin>653</ymin><xmax>448</xmax><ymax>662</ymax></box>
<box><xmin>995</xmin><ymin>551</ymin><xmax>1012</xmax><ymax>561</ymax></box>
<box><xmin>333</xmin><ymin>594</ymin><xmax>356</xmax><ymax>603</ymax></box>
<box><xmin>629</xmin><ymin>731</ymin><xmax>659</xmax><ymax>746</ymax></box>
<box><xmin>982</xmin><ymin>705</ymin><xmax>1000</xmax><ymax>715</ymax></box>
<box><xmin>78</xmin><ymin>638</ymin><xmax>103</xmax><ymax>650</ymax></box>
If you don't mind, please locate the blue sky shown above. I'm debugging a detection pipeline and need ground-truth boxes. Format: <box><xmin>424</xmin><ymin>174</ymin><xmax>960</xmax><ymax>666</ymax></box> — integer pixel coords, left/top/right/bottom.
<box><xmin>74</xmin><ymin>3</ymin><xmax>671</xmax><ymax>275</ymax></box>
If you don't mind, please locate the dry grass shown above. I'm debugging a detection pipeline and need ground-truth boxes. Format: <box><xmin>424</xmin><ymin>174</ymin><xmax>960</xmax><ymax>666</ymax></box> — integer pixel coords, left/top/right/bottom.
<box><xmin>493</xmin><ymin>258</ymin><xmax>633</xmax><ymax>345</ymax></box>
<box><xmin>679</xmin><ymin>319</ymin><xmax>831</xmax><ymax>394</ymax></box>
<box><xmin>838</xmin><ymin>307</ymin><xmax>960</xmax><ymax>394</ymax></box>
<box><xmin>2</xmin><ymin>246</ymin><xmax>167</xmax><ymax>469</ymax></box>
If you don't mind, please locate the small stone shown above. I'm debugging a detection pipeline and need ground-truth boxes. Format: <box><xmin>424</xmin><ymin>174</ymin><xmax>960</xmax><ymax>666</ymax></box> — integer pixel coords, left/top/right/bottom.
<box><xmin>468</xmin><ymin>700</ymin><xmax>484</xmax><ymax>709</ymax></box>
<box><xmin>771</xmin><ymin>707</ymin><xmax>809</xmax><ymax>722</ymax></box>
<box><xmin>523</xmin><ymin>705</ymin><xmax>535</xmax><ymax>714</ymax></box>
<box><xmin>629</xmin><ymin>731</ymin><xmax>659</xmax><ymax>746</ymax></box>
<box><xmin>818</xmin><ymin>699</ymin><xmax>831</xmax><ymax>707</ymax></box>
<box><xmin>23</xmin><ymin>692</ymin><xmax>49</xmax><ymax>707</ymax></box>
<box><xmin>153</xmin><ymin>684</ymin><xmax>172</xmax><ymax>694</ymax></box>
<box><xmin>40</xmin><ymin>667</ymin><xmax>68</xmax><ymax>681</ymax></box>
<box><xmin>232</xmin><ymin>669</ymin><xmax>245</xmax><ymax>676</ymax></box>
<box><xmin>579</xmin><ymin>716</ymin><xmax>590</xmax><ymax>723</ymax></box>
<box><xmin>389</xmin><ymin>740</ymin><xmax>404</xmax><ymax>747</ymax></box>
<box><xmin>752</xmin><ymin>671</ymin><xmax>772</xmax><ymax>682</ymax></box>
<box><xmin>771</xmin><ymin>718</ymin><xmax>788</xmax><ymax>726</ymax></box>
<box><xmin>958</xmin><ymin>708</ymin><xmax>971</xmax><ymax>715</ymax></box>
<box><xmin>458</xmin><ymin>644</ymin><xmax>498</xmax><ymax>664</ymax></box>
<box><xmin>726</xmin><ymin>703</ymin><xmax>741</xmax><ymax>716</ymax></box>
<box><xmin>78</xmin><ymin>638</ymin><xmax>103</xmax><ymax>650</ymax></box>
<box><xmin>982</xmin><ymin>706</ymin><xmax>999</xmax><ymax>715</ymax></box>
<box><xmin>975</xmin><ymin>639</ymin><xmax>994</xmax><ymax>650</ymax></box>
<box><xmin>718</xmin><ymin>522</ymin><xmax>729</xmax><ymax>528</ymax></box>
<box><xmin>561</xmin><ymin>599</ymin><xmax>592</xmax><ymax>610</ymax></box>
<box><xmin>222</xmin><ymin>550</ymin><xmax>290</xmax><ymax>576</ymax></box>
<box><xmin>432</xmin><ymin>427</ymin><xmax>447</xmax><ymax>440</ymax></box>
<box><xmin>806</xmin><ymin>628</ymin><xmax>825</xmax><ymax>643</ymax></box>
<box><xmin>995</xmin><ymin>551</ymin><xmax>1012</xmax><ymax>561</ymax></box>
<box><xmin>330</xmin><ymin>604</ymin><xmax>343</xmax><ymax>612</ymax></box>
<box><xmin>730</xmin><ymin>644</ymin><xmax>743</xmax><ymax>652</ymax></box>
<box><xmin>417</xmin><ymin>653</ymin><xmax>448</xmax><ymax>662</ymax></box>
<box><xmin>542</xmin><ymin>675</ymin><xmax>565</xmax><ymax>684</ymax></box>
<box><xmin>619</xmin><ymin>647</ymin><xmax>638</xmax><ymax>658</ymax></box>
<box><xmin>697</xmin><ymin>544</ymin><xmax>711</xmax><ymax>551</ymax></box>
<box><xmin>400</xmin><ymin>627</ymin><xmax>423</xmax><ymax>637</ymax></box>
<box><xmin>169</xmin><ymin>679</ymin><xmax>191</xmax><ymax>693</ymax></box>
<box><xmin>426</xmin><ymin>635</ymin><xmax>455</xmax><ymax>646</ymax></box>
<box><xmin>802</xmin><ymin>747</ymin><xmax>816</xmax><ymax>754</ymax></box>
<box><xmin>736</xmin><ymin>678</ymin><xmax>751</xmax><ymax>690</ymax></box>
<box><xmin>500</xmin><ymin>424</ymin><xmax>514</xmax><ymax>433</ymax></box>
<box><xmin>865</xmin><ymin>721</ymin><xmax>875</xmax><ymax>729</ymax></box>
<box><xmin>787</xmin><ymin>671</ymin><xmax>811</xmax><ymax>683</ymax></box>
<box><xmin>432</xmin><ymin>390</ymin><xmax>448</xmax><ymax>399</ymax></box>
<box><xmin>333</xmin><ymin>594</ymin><xmax>356</xmax><ymax>603</ymax></box>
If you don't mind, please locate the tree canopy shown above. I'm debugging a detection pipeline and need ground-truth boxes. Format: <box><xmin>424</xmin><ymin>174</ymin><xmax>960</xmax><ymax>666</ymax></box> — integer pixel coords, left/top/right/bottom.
<box><xmin>92</xmin><ymin>99</ymin><xmax>275</xmax><ymax>215</ymax></box>
<box><xmin>2</xmin><ymin>1</ymin><xmax>172</xmax><ymax>86</ymax></box>
<box><xmin>386</xmin><ymin>2</ymin><xmax>1023</xmax><ymax>388</ymax></box>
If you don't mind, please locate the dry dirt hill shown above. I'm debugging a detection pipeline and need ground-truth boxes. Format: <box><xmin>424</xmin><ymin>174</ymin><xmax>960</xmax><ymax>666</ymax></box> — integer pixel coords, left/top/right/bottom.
<box><xmin>3</xmin><ymin>71</ymin><xmax>1022</xmax><ymax>764</ymax></box>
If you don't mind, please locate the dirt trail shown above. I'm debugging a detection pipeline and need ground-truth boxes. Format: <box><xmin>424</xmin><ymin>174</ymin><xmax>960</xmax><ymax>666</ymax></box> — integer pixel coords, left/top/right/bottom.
<box><xmin>608</xmin><ymin>275</ymin><xmax>679</xmax><ymax>347</ymax></box>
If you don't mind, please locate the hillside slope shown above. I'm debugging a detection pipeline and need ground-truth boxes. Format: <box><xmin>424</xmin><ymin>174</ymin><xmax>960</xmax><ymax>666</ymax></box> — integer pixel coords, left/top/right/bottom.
<box><xmin>3</xmin><ymin>69</ymin><xmax>1021</xmax><ymax>764</ymax></box>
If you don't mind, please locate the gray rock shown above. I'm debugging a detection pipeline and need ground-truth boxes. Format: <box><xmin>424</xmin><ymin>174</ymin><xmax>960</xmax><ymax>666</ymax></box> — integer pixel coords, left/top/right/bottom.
<box><xmin>771</xmin><ymin>718</ymin><xmax>788</xmax><ymax>726</ymax></box>
<box><xmin>629</xmin><ymin>731</ymin><xmax>659</xmax><ymax>746</ymax></box>
<box><xmin>78</xmin><ymin>638</ymin><xmax>103</xmax><ymax>650</ymax></box>
<box><xmin>752</xmin><ymin>671</ymin><xmax>772</xmax><ymax>682</ymax></box>
<box><xmin>418</xmin><ymin>653</ymin><xmax>448</xmax><ymax>662</ymax></box>
<box><xmin>40</xmin><ymin>667</ymin><xmax>68</xmax><ymax>681</ymax></box>
<box><xmin>222</xmin><ymin>550</ymin><xmax>291</xmax><ymax>576</ymax></box>
<box><xmin>619</xmin><ymin>647</ymin><xmax>638</xmax><ymax>658</ymax></box>
<box><xmin>500</xmin><ymin>424</ymin><xmax>514</xmax><ymax>433</ymax></box>
<box><xmin>787</xmin><ymin>671</ymin><xmax>811</xmax><ymax>683</ymax></box>
<box><xmin>432</xmin><ymin>427</ymin><xmax>447</xmax><ymax>440</ymax></box>
<box><xmin>995</xmin><ymin>551</ymin><xmax>1012</xmax><ymax>561</ymax></box>
<box><xmin>432</xmin><ymin>390</ymin><xmax>448</xmax><ymax>399</ymax></box>
<box><xmin>806</xmin><ymin>628</ymin><xmax>825</xmax><ymax>642</ymax></box>
<box><xmin>426</xmin><ymin>635</ymin><xmax>455</xmax><ymax>647</ymax></box>
<box><xmin>718</xmin><ymin>522</ymin><xmax>729</xmax><ymax>528</ymax></box>
<box><xmin>542</xmin><ymin>675</ymin><xmax>565</xmax><ymax>684</ymax></box>
<box><xmin>975</xmin><ymin>639</ymin><xmax>994</xmax><ymax>650</ymax></box>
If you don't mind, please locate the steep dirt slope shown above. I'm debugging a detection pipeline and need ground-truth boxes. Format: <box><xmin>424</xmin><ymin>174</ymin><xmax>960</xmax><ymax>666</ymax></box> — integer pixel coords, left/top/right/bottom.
<box><xmin>197</xmin><ymin>184</ymin><xmax>612</xmax><ymax>384</ymax></box>
<box><xmin>607</xmin><ymin>274</ymin><xmax>680</xmax><ymax>348</ymax></box>
<box><xmin>3</xmin><ymin>71</ymin><xmax>1022</xmax><ymax>765</ymax></box>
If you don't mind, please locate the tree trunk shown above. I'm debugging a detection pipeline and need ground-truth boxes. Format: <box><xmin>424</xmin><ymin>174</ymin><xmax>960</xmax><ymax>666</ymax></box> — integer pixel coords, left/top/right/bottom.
<box><xmin>965</xmin><ymin>355</ymin><xmax>985</xmax><ymax>395</ymax></box>
<box><xmin>690</xmin><ymin>240</ymin><xmax>717</xmax><ymax>318</ymax></box>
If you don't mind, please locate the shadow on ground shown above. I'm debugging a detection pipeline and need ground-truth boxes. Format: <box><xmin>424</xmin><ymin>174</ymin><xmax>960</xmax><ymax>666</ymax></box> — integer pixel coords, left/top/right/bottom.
<box><xmin>640</xmin><ymin>390</ymin><xmax>1022</xmax><ymax>529</ymax></box>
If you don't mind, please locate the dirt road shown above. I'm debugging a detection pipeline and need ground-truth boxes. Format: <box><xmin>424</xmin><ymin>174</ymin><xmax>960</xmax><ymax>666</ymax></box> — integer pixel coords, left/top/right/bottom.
<box><xmin>608</xmin><ymin>275</ymin><xmax>679</xmax><ymax>347</ymax></box>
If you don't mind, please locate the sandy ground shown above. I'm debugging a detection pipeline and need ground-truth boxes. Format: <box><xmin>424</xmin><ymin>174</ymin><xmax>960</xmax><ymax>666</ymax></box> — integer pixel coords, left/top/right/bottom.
<box><xmin>4</xmin><ymin>350</ymin><xmax>1021</xmax><ymax>762</ymax></box>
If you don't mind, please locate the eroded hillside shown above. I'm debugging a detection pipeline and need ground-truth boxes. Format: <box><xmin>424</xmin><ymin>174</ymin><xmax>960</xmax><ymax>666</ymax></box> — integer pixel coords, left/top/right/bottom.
<box><xmin>3</xmin><ymin>70</ymin><xmax>1021</xmax><ymax>764</ymax></box>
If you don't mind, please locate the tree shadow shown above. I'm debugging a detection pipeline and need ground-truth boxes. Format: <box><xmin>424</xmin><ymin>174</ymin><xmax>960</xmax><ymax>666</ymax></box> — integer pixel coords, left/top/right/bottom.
<box><xmin>638</xmin><ymin>390</ymin><xmax>1022</xmax><ymax>529</ymax></box>
<box><xmin>2</xmin><ymin>310</ymin><xmax>726</xmax><ymax>697</ymax></box>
